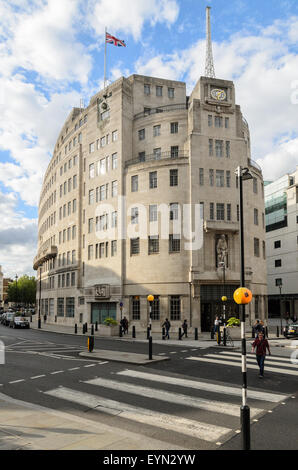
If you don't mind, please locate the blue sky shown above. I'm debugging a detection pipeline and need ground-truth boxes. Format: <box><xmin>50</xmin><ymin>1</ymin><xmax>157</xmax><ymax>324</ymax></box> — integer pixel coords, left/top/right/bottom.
<box><xmin>0</xmin><ymin>0</ymin><xmax>297</xmax><ymax>278</ymax></box>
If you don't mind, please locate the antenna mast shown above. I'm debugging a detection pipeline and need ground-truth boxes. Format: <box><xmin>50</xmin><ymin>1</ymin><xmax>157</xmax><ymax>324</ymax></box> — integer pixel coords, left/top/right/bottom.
<box><xmin>205</xmin><ymin>6</ymin><xmax>215</xmax><ymax>78</ymax></box>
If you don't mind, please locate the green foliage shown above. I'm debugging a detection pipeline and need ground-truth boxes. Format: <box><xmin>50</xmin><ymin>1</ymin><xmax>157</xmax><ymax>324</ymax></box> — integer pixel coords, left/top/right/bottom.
<box><xmin>103</xmin><ymin>317</ymin><xmax>118</xmax><ymax>326</ymax></box>
<box><xmin>6</xmin><ymin>275</ymin><xmax>36</xmax><ymax>305</ymax></box>
<box><xmin>227</xmin><ymin>317</ymin><xmax>240</xmax><ymax>327</ymax></box>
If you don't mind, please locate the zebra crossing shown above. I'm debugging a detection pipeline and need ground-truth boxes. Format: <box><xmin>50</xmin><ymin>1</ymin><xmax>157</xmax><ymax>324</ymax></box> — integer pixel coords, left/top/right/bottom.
<box><xmin>186</xmin><ymin>351</ymin><xmax>298</xmax><ymax>376</ymax></box>
<box><xmin>42</xmin><ymin>366</ymin><xmax>290</xmax><ymax>448</ymax></box>
<box><xmin>6</xmin><ymin>339</ymin><xmax>85</xmax><ymax>358</ymax></box>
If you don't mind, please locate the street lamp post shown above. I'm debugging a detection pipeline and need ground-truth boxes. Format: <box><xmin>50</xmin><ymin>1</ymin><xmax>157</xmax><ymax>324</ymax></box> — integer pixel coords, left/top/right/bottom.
<box><xmin>237</xmin><ymin>165</ymin><xmax>253</xmax><ymax>450</ymax></box>
<box><xmin>38</xmin><ymin>268</ymin><xmax>42</xmax><ymax>329</ymax></box>
<box><xmin>147</xmin><ymin>295</ymin><xmax>154</xmax><ymax>360</ymax></box>
<box><xmin>15</xmin><ymin>274</ymin><xmax>18</xmax><ymax>308</ymax></box>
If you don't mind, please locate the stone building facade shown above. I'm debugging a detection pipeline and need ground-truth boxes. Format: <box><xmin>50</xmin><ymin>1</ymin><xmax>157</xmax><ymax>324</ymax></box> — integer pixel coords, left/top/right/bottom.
<box><xmin>34</xmin><ymin>74</ymin><xmax>267</xmax><ymax>331</ymax></box>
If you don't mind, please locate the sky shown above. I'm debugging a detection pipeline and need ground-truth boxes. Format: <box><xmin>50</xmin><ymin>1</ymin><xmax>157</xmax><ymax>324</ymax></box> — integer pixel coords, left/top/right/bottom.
<box><xmin>0</xmin><ymin>0</ymin><xmax>297</xmax><ymax>279</ymax></box>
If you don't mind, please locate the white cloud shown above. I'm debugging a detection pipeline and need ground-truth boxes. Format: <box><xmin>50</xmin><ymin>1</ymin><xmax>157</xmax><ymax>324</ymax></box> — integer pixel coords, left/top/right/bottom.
<box><xmin>87</xmin><ymin>0</ymin><xmax>179</xmax><ymax>40</ymax></box>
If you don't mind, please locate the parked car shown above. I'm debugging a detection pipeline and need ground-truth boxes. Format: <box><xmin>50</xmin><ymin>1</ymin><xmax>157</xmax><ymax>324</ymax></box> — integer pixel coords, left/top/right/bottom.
<box><xmin>283</xmin><ymin>323</ymin><xmax>298</xmax><ymax>339</ymax></box>
<box><xmin>2</xmin><ymin>312</ymin><xmax>15</xmax><ymax>326</ymax></box>
<box><xmin>10</xmin><ymin>316</ymin><xmax>30</xmax><ymax>329</ymax></box>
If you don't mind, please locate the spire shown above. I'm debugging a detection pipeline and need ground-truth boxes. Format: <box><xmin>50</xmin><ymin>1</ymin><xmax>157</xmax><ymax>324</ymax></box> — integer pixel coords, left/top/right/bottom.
<box><xmin>205</xmin><ymin>6</ymin><xmax>215</xmax><ymax>78</ymax></box>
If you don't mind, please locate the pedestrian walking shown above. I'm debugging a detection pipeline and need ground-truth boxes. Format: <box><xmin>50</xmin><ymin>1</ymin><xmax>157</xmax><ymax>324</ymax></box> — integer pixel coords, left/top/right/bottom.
<box><xmin>214</xmin><ymin>316</ymin><xmax>220</xmax><ymax>336</ymax></box>
<box><xmin>251</xmin><ymin>331</ymin><xmax>271</xmax><ymax>378</ymax></box>
<box><xmin>123</xmin><ymin>316</ymin><xmax>129</xmax><ymax>334</ymax></box>
<box><xmin>253</xmin><ymin>320</ymin><xmax>265</xmax><ymax>338</ymax></box>
<box><xmin>181</xmin><ymin>319</ymin><xmax>188</xmax><ymax>338</ymax></box>
<box><xmin>162</xmin><ymin>318</ymin><xmax>171</xmax><ymax>339</ymax></box>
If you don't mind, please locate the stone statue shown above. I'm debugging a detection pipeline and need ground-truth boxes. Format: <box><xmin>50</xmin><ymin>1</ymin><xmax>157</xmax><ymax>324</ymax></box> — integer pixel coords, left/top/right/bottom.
<box><xmin>216</xmin><ymin>234</ymin><xmax>228</xmax><ymax>266</ymax></box>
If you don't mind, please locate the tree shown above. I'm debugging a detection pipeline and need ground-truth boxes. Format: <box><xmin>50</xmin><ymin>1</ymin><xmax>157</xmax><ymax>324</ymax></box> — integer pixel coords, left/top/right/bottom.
<box><xmin>6</xmin><ymin>276</ymin><xmax>36</xmax><ymax>306</ymax></box>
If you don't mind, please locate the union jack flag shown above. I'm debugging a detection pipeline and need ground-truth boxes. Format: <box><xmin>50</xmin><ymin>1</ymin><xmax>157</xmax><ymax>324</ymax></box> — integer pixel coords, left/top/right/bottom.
<box><xmin>105</xmin><ymin>32</ymin><xmax>126</xmax><ymax>47</ymax></box>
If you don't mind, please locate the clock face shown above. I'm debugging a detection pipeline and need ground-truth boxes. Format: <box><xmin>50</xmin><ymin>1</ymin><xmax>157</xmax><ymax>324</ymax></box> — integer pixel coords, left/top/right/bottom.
<box><xmin>211</xmin><ymin>88</ymin><xmax>226</xmax><ymax>101</ymax></box>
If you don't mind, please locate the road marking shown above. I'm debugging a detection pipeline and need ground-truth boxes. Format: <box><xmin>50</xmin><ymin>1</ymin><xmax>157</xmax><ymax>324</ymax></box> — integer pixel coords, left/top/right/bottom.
<box><xmin>186</xmin><ymin>356</ymin><xmax>298</xmax><ymax>376</ymax></box>
<box><xmin>44</xmin><ymin>386</ymin><xmax>232</xmax><ymax>443</ymax></box>
<box><xmin>30</xmin><ymin>375</ymin><xmax>46</xmax><ymax>380</ymax></box>
<box><xmin>84</xmin><ymin>364</ymin><xmax>96</xmax><ymax>368</ymax></box>
<box><xmin>68</xmin><ymin>367</ymin><xmax>80</xmax><ymax>371</ymax></box>
<box><xmin>218</xmin><ymin>351</ymin><xmax>294</xmax><ymax>363</ymax></box>
<box><xmin>116</xmin><ymin>370</ymin><xmax>287</xmax><ymax>403</ymax></box>
<box><xmin>9</xmin><ymin>379</ymin><xmax>25</xmax><ymax>384</ymax></box>
<box><xmin>209</xmin><ymin>352</ymin><xmax>298</xmax><ymax>369</ymax></box>
<box><xmin>85</xmin><ymin>377</ymin><xmax>263</xmax><ymax>418</ymax></box>
<box><xmin>50</xmin><ymin>371</ymin><xmax>64</xmax><ymax>375</ymax></box>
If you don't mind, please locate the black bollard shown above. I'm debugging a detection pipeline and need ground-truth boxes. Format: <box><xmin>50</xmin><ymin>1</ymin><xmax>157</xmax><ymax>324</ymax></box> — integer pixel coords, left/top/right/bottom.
<box><xmin>149</xmin><ymin>335</ymin><xmax>153</xmax><ymax>360</ymax></box>
<box><xmin>178</xmin><ymin>328</ymin><xmax>182</xmax><ymax>340</ymax></box>
<box><xmin>87</xmin><ymin>335</ymin><xmax>94</xmax><ymax>353</ymax></box>
<box><xmin>147</xmin><ymin>327</ymin><xmax>150</xmax><ymax>340</ymax></box>
<box><xmin>75</xmin><ymin>323</ymin><xmax>77</xmax><ymax>334</ymax></box>
<box><xmin>132</xmin><ymin>325</ymin><xmax>136</xmax><ymax>338</ymax></box>
<box><xmin>95</xmin><ymin>321</ymin><xmax>98</xmax><ymax>332</ymax></box>
<box><xmin>83</xmin><ymin>323</ymin><xmax>86</xmax><ymax>334</ymax></box>
<box><xmin>119</xmin><ymin>324</ymin><xmax>122</xmax><ymax>337</ymax></box>
<box><xmin>223</xmin><ymin>327</ymin><xmax>227</xmax><ymax>346</ymax></box>
<box><xmin>195</xmin><ymin>328</ymin><xmax>198</xmax><ymax>340</ymax></box>
<box><xmin>276</xmin><ymin>326</ymin><xmax>279</xmax><ymax>337</ymax></box>
<box><xmin>85</xmin><ymin>323</ymin><xmax>88</xmax><ymax>333</ymax></box>
<box><xmin>162</xmin><ymin>327</ymin><xmax>165</xmax><ymax>340</ymax></box>
<box><xmin>91</xmin><ymin>324</ymin><xmax>94</xmax><ymax>336</ymax></box>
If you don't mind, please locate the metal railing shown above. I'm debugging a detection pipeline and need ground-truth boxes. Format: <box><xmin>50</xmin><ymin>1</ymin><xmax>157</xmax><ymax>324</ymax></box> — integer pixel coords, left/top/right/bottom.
<box><xmin>134</xmin><ymin>103</ymin><xmax>188</xmax><ymax>120</ymax></box>
<box><xmin>125</xmin><ymin>150</ymin><xmax>189</xmax><ymax>167</ymax></box>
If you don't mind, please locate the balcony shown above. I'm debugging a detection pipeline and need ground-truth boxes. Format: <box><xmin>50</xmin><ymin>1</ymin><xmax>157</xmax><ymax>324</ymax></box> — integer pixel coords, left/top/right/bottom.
<box><xmin>204</xmin><ymin>220</ymin><xmax>239</xmax><ymax>233</ymax></box>
<box><xmin>125</xmin><ymin>150</ymin><xmax>189</xmax><ymax>168</ymax></box>
<box><xmin>33</xmin><ymin>246</ymin><xmax>58</xmax><ymax>270</ymax></box>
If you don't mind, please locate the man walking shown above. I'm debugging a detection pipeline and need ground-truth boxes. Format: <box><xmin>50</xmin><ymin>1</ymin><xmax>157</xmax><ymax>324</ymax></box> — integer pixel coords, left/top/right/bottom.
<box><xmin>181</xmin><ymin>319</ymin><xmax>188</xmax><ymax>338</ymax></box>
<box><xmin>251</xmin><ymin>331</ymin><xmax>271</xmax><ymax>378</ymax></box>
<box><xmin>162</xmin><ymin>318</ymin><xmax>171</xmax><ymax>340</ymax></box>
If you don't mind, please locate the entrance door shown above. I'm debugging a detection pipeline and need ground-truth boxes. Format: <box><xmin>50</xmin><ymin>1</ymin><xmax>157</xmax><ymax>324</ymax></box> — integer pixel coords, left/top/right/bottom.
<box><xmin>201</xmin><ymin>303</ymin><xmax>212</xmax><ymax>332</ymax></box>
<box><xmin>91</xmin><ymin>302</ymin><xmax>117</xmax><ymax>324</ymax></box>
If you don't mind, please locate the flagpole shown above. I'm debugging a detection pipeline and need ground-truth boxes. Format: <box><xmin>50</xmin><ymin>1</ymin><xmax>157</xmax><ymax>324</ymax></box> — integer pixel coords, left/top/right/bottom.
<box><xmin>104</xmin><ymin>26</ymin><xmax>107</xmax><ymax>90</ymax></box>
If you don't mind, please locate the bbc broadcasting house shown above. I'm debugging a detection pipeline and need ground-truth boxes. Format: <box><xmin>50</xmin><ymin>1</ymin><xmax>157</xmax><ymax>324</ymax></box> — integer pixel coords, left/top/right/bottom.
<box><xmin>33</xmin><ymin>73</ymin><xmax>267</xmax><ymax>332</ymax></box>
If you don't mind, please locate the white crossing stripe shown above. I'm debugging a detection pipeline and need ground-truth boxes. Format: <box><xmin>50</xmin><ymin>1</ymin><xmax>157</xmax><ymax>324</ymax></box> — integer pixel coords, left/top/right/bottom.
<box><xmin>117</xmin><ymin>370</ymin><xmax>287</xmax><ymax>403</ymax></box>
<box><xmin>219</xmin><ymin>351</ymin><xmax>294</xmax><ymax>363</ymax></box>
<box><xmin>214</xmin><ymin>352</ymin><xmax>298</xmax><ymax>369</ymax></box>
<box><xmin>85</xmin><ymin>377</ymin><xmax>263</xmax><ymax>417</ymax></box>
<box><xmin>187</xmin><ymin>356</ymin><xmax>298</xmax><ymax>376</ymax></box>
<box><xmin>44</xmin><ymin>386</ymin><xmax>232</xmax><ymax>443</ymax></box>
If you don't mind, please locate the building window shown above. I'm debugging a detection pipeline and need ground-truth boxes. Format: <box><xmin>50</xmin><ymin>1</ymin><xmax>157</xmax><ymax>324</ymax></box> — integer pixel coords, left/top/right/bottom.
<box><xmin>153</xmin><ymin>125</ymin><xmax>161</xmax><ymax>137</ymax></box>
<box><xmin>153</xmin><ymin>147</ymin><xmax>161</xmax><ymax>160</ymax></box>
<box><xmin>209</xmin><ymin>169</ymin><xmax>214</xmax><ymax>186</ymax></box>
<box><xmin>170</xmin><ymin>295</ymin><xmax>181</xmax><ymax>321</ymax></box>
<box><xmin>88</xmin><ymin>218</ymin><xmax>93</xmax><ymax>233</ymax></box>
<box><xmin>148</xmin><ymin>236</ymin><xmax>159</xmax><ymax>254</ymax></box>
<box><xmin>88</xmin><ymin>245</ymin><xmax>93</xmax><ymax>260</ymax></box>
<box><xmin>254</xmin><ymin>237</ymin><xmax>260</xmax><ymax>257</ymax></box>
<box><xmin>170</xmin><ymin>169</ymin><xmax>178</xmax><ymax>186</ymax></box>
<box><xmin>112</xmin><ymin>180</ymin><xmax>118</xmax><ymax>197</ymax></box>
<box><xmin>131</xmin><ymin>207</ymin><xmax>139</xmax><ymax>225</ymax></box>
<box><xmin>89</xmin><ymin>189</ymin><xmax>94</xmax><ymax>205</ymax></box>
<box><xmin>253</xmin><ymin>177</ymin><xmax>258</xmax><ymax>194</ymax></box>
<box><xmin>275</xmin><ymin>278</ymin><xmax>282</xmax><ymax>287</ymax></box>
<box><xmin>139</xmin><ymin>151</ymin><xmax>145</xmax><ymax>162</ymax></box>
<box><xmin>149</xmin><ymin>171</ymin><xmax>157</xmax><ymax>189</ymax></box>
<box><xmin>226</xmin><ymin>170</ymin><xmax>231</xmax><ymax>187</ymax></box>
<box><xmin>169</xmin><ymin>203</ymin><xmax>179</xmax><ymax>220</ymax></box>
<box><xmin>66</xmin><ymin>297</ymin><xmax>75</xmax><ymax>317</ymax></box>
<box><xmin>112</xmin><ymin>153</ymin><xmax>118</xmax><ymax>169</ymax></box>
<box><xmin>144</xmin><ymin>84</ymin><xmax>150</xmax><ymax>95</ymax></box>
<box><xmin>57</xmin><ymin>298</ymin><xmax>64</xmax><ymax>317</ymax></box>
<box><xmin>254</xmin><ymin>208</ymin><xmax>259</xmax><ymax>225</ymax></box>
<box><xmin>138</xmin><ymin>129</ymin><xmax>145</xmax><ymax>141</ymax></box>
<box><xmin>112</xmin><ymin>130</ymin><xmax>118</xmax><ymax>142</ymax></box>
<box><xmin>151</xmin><ymin>296</ymin><xmax>160</xmax><ymax>320</ymax></box>
<box><xmin>227</xmin><ymin>203</ymin><xmax>231</xmax><ymax>221</ymax></box>
<box><xmin>199</xmin><ymin>168</ymin><xmax>204</xmax><ymax>186</ymax></box>
<box><xmin>171</xmin><ymin>146</ymin><xmax>179</xmax><ymax>158</ymax></box>
<box><xmin>130</xmin><ymin>238</ymin><xmax>140</xmax><ymax>255</ymax></box>
<box><xmin>131</xmin><ymin>175</ymin><xmax>138</xmax><ymax>192</ymax></box>
<box><xmin>209</xmin><ymin>139</ymin><xmax>213</xmax><ymax>156</ymax></box>
<box><xmin>168</xmin><ymin>87</ymin><xmax>174</xmax><ymax>98</ymax></box>
<box><xmin>215</xmin><ymin>116</ymin><xmax>223</xmax><ymax>128</ymax></box>
<box><xmin>210</xmin><ymin>202</ymin><xmax>214</xmax><ymax>220</ymax></box>
<box><xmin>208</xmin><ymin>115</ymin><xmax>212</xmax><ymax>127</ymax></box>
<box><xmin>89</xmin><ymin>142</ymin><xmax>95</xmax><ymax>153</ymax></box>
<box><xmin>216</xmin><ymin>203</ymin><xmax>225</xmax><ymax>220</ymax></box>
<box><xmin>225</xmin><ymin>117</ymin><xmax>229</xmax><ymax>128</ymax></box>
<box><xmin>132</xmin><ymin>296</ymin><xmax>140</xmax><ymax>320</ymax></box>
<box><xmin>226</xmin><ymin>141</ymin><xmax>230</xmax><ymax>158</ymax></box>
<box><xmin>156</xmin><ymin>86</ymin><xmax>163</xmax><ymax>96</ymax></box>
<box><xmin>169</xmin><ymin>234</ymin><xmax>180</xmax><ymax>253</ymax></box>
<box><xmin>263</xmin><ymin>241</ymin><xmax>266</xmax><ymax>259</ymax></box>
<box><xmin>111</xmin><ymin>211</ymin><xmax>117</xmax><ymax>228</ymax></box>
<box><xmin>215</xmin><ymin>140</ymin><xmax>223</xmax><ymax>157</ymax></box>
<box><xmin>274</xmin><ymin>240</ymin><xmax>281</xmax><ymax>249</ymax></box>
<box><xmin>111</xmin><ymin>240</ymin><xmax>117</xmax><ymax>256</ymax></box>
<box><xmin>275</xmin><ymin>259</ymin><xmax>282</xmax><ymax>267</ymax></box>
<box><xmin>170</xmin><ymin>122</ymin><xmax>178</xmax><ymax>134</ymax></box>
<box><xmin>149</xmin><ymin>204</ymin><xmax>158</xmax><ymax>222</ymax></box>
<box><xmin>216</xmin><ymin>170</ymin><xmax>224</xmax><ymax>187</ymax></box>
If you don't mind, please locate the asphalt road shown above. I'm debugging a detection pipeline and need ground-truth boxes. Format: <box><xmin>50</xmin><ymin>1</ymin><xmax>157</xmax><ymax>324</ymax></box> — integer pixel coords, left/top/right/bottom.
<box><xmin>0</xmin><ymin>324</ymin><xmax>297</xmax><ymax>450</ymax></box>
